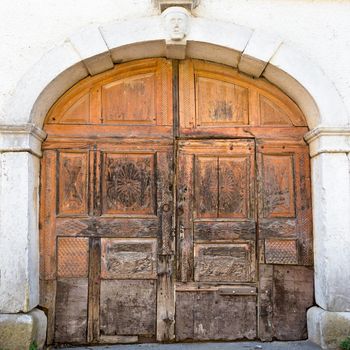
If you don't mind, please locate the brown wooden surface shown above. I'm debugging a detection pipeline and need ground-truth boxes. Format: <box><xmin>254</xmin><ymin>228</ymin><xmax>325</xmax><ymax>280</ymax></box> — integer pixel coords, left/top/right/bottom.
<box><xmin>258</xmin><ymin>265</ymin><xmax>314</xmax><ymax>340</ymax></box>
<box><xmin>175</xmin><ymin>291</ymin><xmax>256</xmax><ymax>341</ymax></box>
<box><xmin>40</xmin><ymin>58</ymin><xmax>314</xmax><ymax>345</ymax></box>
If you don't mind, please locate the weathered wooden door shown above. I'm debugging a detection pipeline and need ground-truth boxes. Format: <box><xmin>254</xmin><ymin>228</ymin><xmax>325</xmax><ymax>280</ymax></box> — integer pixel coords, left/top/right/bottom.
<box><xmin>176</xmin><ymin>139</ymin><xmax>257</xmax><ymax>340</ymax></box>
<box><xmin>40</xmin><ymin>58</ymin><xmax>313</xmax><ymax>345</ymax></box>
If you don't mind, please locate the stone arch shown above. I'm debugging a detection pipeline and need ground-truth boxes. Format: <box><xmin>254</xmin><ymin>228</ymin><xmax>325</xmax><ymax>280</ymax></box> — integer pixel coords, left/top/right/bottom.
<box><xmin>4</xmin><ymin>16</ymin><xmax>349</xmax><ymax>131</ymax></box>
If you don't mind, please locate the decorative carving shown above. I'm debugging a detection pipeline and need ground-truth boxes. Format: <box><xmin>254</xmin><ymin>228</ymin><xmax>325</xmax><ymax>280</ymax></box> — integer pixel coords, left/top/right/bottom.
<box><xmin>104</xmin><ymin>154</ymin><xmax>154</xmax><ymax>214</ymax></box>
<box><xmin>162</xmin><ymin>6</ymin><xmax>190</xmax><ymax>41</ymax></box>
<box><xmin>265</xmin><ymin>239</ymin><xmax>298</xmax><ymax>264</ymax></box>
<box><xmin>101</xmin><ymin>239</ymin><xmax>157</xmax><ymax>279</ymax></box>
<box><xmin>57</xmin><ymin>237</ymin><xmax>89</xmax><ymax>278</ymax></box>
<box><xmin>219</xmin><ymin>158</ymin><xmax>247</xmax><ymax>217</ymax></box>
<box><xmin>194</xmin><ymin>244</ymin><xmax>253</xmax><ymax>282</ymax></box>
<box><xmin>58</xmin><ymin>152</ymin><xmax>88</xmax><ymax>215</ymax></box>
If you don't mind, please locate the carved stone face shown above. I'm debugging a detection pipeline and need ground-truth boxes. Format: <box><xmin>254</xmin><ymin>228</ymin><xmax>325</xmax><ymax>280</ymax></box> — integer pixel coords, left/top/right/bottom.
<box><xmin>163</xmin><ymin>7</ymin><xmax>189</xmax><ymax>41</ymax></box>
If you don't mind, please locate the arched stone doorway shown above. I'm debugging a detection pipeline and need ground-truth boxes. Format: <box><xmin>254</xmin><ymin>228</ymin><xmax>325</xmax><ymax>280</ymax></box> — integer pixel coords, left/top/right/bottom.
<box><xmin>40</xmin><ymin>58</ymin><xmax>313</xmax><ymax>345</ymax></box>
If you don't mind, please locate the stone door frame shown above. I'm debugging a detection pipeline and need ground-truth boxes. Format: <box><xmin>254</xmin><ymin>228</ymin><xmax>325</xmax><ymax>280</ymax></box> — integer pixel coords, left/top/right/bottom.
<box><xmin>0</xmin><ymin>12</ymin><xmax>350</xmax><ymax>349</ymax></box>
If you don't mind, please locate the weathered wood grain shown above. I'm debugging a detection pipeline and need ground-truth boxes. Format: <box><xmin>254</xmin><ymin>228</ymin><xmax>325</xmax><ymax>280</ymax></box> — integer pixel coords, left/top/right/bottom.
<box><xmin>55</xmin><ymin>278</ymin><xmax>88</xmax><ymax>343</ymax></box>
<box><xmin>87</xmin><ymin>238</ymin><xmax>101</xmax><ymax>343</ymax></box>
<box><xmin>176</xmin><ymin>291</ymin><xmax>256</xmax><ymax>341</ymax></box>
<box><xmin>99</xmin><ymin>280</ymin><xmax>156</xmax><ymax>337</ymax></box>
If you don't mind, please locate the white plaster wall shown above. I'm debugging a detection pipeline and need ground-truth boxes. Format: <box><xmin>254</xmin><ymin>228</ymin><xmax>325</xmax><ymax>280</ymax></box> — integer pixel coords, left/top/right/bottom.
<box><xmin>0</xmin><ymin>0</ymin><xmax>350</xmax><ymax>126</ymax></box>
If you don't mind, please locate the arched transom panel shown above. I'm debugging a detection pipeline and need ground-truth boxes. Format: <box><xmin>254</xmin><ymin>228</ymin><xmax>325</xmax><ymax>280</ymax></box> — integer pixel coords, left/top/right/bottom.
<box><xmin>44</xmin><ymin>58</ymin><xmax>307</xmax><ymax>142</ymax></box>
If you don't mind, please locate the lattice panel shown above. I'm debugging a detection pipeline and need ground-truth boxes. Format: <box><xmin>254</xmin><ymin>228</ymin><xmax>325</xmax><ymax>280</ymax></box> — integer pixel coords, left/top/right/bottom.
<box><xmin>265</xmin><ymin>239</ymin><xmax>298</xmax><ymax>265</ymax></box>
<box><xmin>57</xmin><ymin>237</ymin><xmax>89</xmax><ymax>277</ymax></box>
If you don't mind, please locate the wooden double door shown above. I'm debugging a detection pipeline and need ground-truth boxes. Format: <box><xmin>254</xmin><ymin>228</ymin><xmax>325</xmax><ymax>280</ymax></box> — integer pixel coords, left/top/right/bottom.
<box><xmin>40</xmin><ymin>59</ymin><xmax>313</xmax><ymax>345</ymax></box>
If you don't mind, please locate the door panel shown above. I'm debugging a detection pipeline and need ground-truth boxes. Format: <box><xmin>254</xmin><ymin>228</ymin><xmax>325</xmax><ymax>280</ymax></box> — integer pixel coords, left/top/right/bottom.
<box><xmin>257</xmin><ymin>140</ymin><xmax>313</xmax><ymax>266</ymax></box>
<box><xmin>176</xmin><ymin>139</ymin><xmax>257</xmax><ymax>341</ymax></box>
<box><xmin>40</xmin><ymin>141</ymin><xmax>174</xmax><ymax>344</ymax></box>
<box><xmin>176</xmin><ymin>291</ymin><xmax>256</xmax><ymax>341</ymax></box>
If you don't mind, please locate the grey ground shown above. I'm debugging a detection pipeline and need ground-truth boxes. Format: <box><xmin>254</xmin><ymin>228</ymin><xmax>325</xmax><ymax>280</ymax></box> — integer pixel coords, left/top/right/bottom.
<box><xmin>54</xmin><ymin>341</ymin><xmax>321</xmax><ymax>350</ymax></box>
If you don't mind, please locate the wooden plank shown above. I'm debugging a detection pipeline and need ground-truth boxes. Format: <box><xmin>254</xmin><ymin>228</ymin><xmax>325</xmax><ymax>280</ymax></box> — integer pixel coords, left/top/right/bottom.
<box><xmin>39</xmin><ymin>150</ymin><xmax>57</xmax><ymax>343</ymax></box>
<box><xmin>55</xmin><ymin>217</ymin><xmax>159</xmax><ymax>237</ymax></box>
<box><xmin>39</xmin><ymin>279</ymin><xmax>56</xmax><ymax>345</ymax></box>
<box><xmin>294</xmin><ymin>151</ymin><xmax>313</xmax><ymax>266</ymax></box>
<box><xmin>99</xmin><ymin>335</ymin><xmax>138</xmax><ymax>344</ymax></box>
<box><xmin>39</xmin><ymin>150</ymin><xmax>57</xmax><ymax>280</ymax></box>
<box><xmin>258</xmin><ymin>264</ymin><xmax>274</xmax><ymax>341</ymax></box>
<box><xmin>156</xmin><ymin>150</ymin><xmax>174</xmax><ymax>255</ymax></box>
<box><xmin>55</xmin><ymin>278</ymin><xmax>88</xmax><ymax>343</ymax></box>
<box><xmin>177</xmin><ymin>151</ymin><xmax>194</xmax><ymax>282</ymax></box>
<box><xmin>258</xmin><ymin>218</ymin><xmax>297</xmax><ymax>238</ymax></box>
<box><xmin>176</xmin><ymin>282</ymin><xmax>257</xmax><ymax>291</ymax></box>
<box><xmin>194</xmin><ymin>220</ymin><xmax>255</xmax><ymax>241</ymax></box>
<box><xmin>87</xmin><ymin>238</ymin><xmax>101</xmax><ymax>343</ymax></box>
<box><xmin>99</xmin><ymin>280</ymin><xmax>156</xmax><ymax>337</ymax></box>
<box><xmin>157</xmin><ymin>254</ymin><xmax>175</xmax><ymax>341</ymax></box>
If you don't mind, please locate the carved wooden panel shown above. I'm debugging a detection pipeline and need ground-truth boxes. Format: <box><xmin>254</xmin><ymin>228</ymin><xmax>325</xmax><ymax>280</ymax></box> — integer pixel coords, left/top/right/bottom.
<box><xmin>57</xmin><ymin>237</ymin><xmax>89</xmax><ymax>278</ymax></box>
<box><xmin>218</xmin><ymin>157</ymin><xmax>248</xmax><ymax>218</ymax></box>
<box><xmin>58</xmin><ymin>151</ymin><xmax>88</xmax><ymax>215</ymax></box>
<box><xmin>176</xmin><ymin>291</ymin><xmax>256</xmax><ymax>341</ymax></box>
<box><xmin>102</xmin><ymin>153</ymin><xmax>155</xmax><ymax>215</ymax></box>
<box><xmin>194</xmin><ymin>243</ymin><xmax>255</xmax><ymax>282</ymax></box>
<box><xmin>194</xmin><ymin>155</ymin><xmax>251</xmax><ymax>219</ymax></box>
<box><xmin>261</xmin><ymin>154</ymin><xmax>295</xmax><ymax>218</ymax></box>
<box><xmin>55</xmin><ymin>278</ymin><xmax>88</xmax><ymax>343</ymax></box>
<box><xmin>179</xmin><ymin>59</ymin><xmax>307</xmax><ymax>139</ymax></box>
<box><xmin>56</xmin><ymin>217</ymin><xmax>159</xmax><ymax>237</ymax></box>
<box><xmin>194</xmin><ymin>221</ymin><xmax>256</xmax><ymax>242</ymax></box>
<box><xmin>101</xmin><ymin>238</ymin><xmax>157</xmax><ymax>279</ymax></box>
<box><xmin>196</xmin><ymin>77</ymin><xmax>249</xmax><ymax>126</ymax></box>
<box><xmin>100</xmin><ymin>280</ymin><xmax>156</xmax><ymax>337</ymax></box>
<box><xmin>102</xmin><ymin>73</ymin><xmax>156</xmax><ymax>124</ymax></box>
<box><xmin>195</xmin><ymin>156</ymin><xmax>218</xmax><ymax>218</ymax></box>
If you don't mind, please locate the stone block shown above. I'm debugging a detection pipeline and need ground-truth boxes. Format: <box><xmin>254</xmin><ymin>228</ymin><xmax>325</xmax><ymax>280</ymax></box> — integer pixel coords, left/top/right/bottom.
<box><xmin>69</xmin><ymin>25</ymin><xmax>114</xmax><ymax>76</ymax></box>
<box><xmin>238</xmin><ymin>30</ymin><xmax>282</xmax><ymax>77</ymax></box>
<box><xmin>308</xmin><ymin>307</ymin><xmax>350</xmax><ymax>350</ymax></box>
<box><xmin>0</xmin><ymin>124</ymin><xmax>46</xmax><ymax>157</ymax></box>
<box><xmin>311</xmin><ymin>153</ymin><xmax>350</xmax><ymax>312</ymax></box>
<box><xmin>0</xmin><ymin>152</ymin><xmax>40</xmax><ymax>313</ymax></box>
<box><xmin>100</xmin><ymin>17</ymin><xmax>166</xmax><ymax>63</ymax></box>
<box><xmin>0</xmin><ymin>308</ymin><xmax>47</xmax><ymax>350</ymax></box>
<box><xmin>187</xmin><ymin>17</ymin><xmax>253</xmax><ymax>67</ymax></box>
<box><xmin>305</xmin><ymin>127</ymin><xmax>350</xmax><ymax>158</ymax></box>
